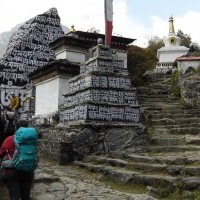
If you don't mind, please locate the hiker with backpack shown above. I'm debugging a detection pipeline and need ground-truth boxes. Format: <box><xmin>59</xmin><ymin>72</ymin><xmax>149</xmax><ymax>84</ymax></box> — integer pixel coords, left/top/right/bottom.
<box><xmin>1</xmin><ymin>107</ymin><xmax>17</xmax><ymax>146</ymax></box>
<box><xmin>0</xmin><ymin>109</ymin><xmax>5</xmax><ymax>146</ymax></box>
<box><xmin>0</xmin><ymin>120</ymin><xmax>38</xmax><ymax>200</ymax></box>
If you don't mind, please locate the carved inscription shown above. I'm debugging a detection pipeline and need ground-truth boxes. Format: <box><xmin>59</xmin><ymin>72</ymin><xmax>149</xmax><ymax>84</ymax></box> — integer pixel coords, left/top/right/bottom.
<box><xmin>98</xmin><ymin>60</ymin><xmax>113</xmax><ymax>73</ymax></box>
<box><xmin>92</xmin><ymin>45</ymin><xmax>111</xmax><ymax>57</ymax></box>
<box><xmin>60</xmin><ymin>104</ymin><xmax>140</xmax><ymax>122</ymax></box>
<box><xmin>69</xmin><ymin>75</ymin><xmax>131</xmax><ymax>93</ymax></box>
<box><xmin>124</xmin><ymin>107</ymin><xmax>140</xmax><ymax>122</ymax></box>
<box><xmin>0</xmin><ymin>84</ymin><xmax>28</xmax><ymax>108</ymax></box>
<box><xmin>0</xmin><ymin>8</ymin><xmax>64</xmax><ymax>87</ymax></box>
<box><xmin>61</xmin><ymin>45</ymin><xmax>140</xmax><ymax>124</ymax></box>
<box><xmin>63</xmin><ymin>89</ymin><xmax>137</xmax><ymax>107</ymax></box>
<box><xmin>81</xmin><ymin>59</ymin><xmax>113</xmax><ymax>74</ymax></box>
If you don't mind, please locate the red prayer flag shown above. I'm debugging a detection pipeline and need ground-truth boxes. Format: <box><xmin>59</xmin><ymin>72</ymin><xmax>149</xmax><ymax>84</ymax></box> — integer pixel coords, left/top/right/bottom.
<box><xmin>104</xmin><ymin>0</ymin><xmax>113</xmax><ymax>46</ymax></box>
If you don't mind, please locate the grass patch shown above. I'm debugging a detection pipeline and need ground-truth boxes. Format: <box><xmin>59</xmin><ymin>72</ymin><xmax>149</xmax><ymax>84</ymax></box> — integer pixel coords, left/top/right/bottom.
<box><xmin>100</xmin><ymin>176</ymin><xmax>147</xmax><ymax>194</ymax></box>
<box><xmin>68</xmin><ymin>164</ymin><xmax>147</xmax><ymax>195</ymax></box>
<box><xmin>147</xmin><ymin>127</ymin><xmax>156</xmax><ymax>138</ymax></box>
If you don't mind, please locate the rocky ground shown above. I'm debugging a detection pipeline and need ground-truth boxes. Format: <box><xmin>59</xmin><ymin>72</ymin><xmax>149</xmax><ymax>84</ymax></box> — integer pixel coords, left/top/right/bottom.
<box><xmin>0</xmin><ymin>158</ymin><xmax>156</xmax><ymax>200</ymax></box>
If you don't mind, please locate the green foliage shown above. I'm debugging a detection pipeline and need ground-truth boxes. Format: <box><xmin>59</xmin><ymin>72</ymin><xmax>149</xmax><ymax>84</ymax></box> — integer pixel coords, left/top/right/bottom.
<box><xmin>189</xmin><ymin>42</ymin><xmax>200</xmax><ymax>53</ymax></box>
<box><xmin>171</xmin><ymin>69</ymin><xmax>182</xmax><ymax>97</ymax></box>
<box><xmin>127</xmin><ymin>36</ymin><xmax>165</xmax><ymax>86</ymax></box>
<box><xmin>147</xmin><ymin>127</ymin><xmax>156</xmax><ymax>138</ymax></box>
<box><xmin>194</xmin><ymin>190</ymin><xmax>200</xmax><ymax>200</ymax></box>
<box><xmin>177</xmin><ymin>29</ymin><xmax>192</xmax><ymax>48</ymax></box>
<box><xmin>127</xmin><ymin>45</ymin><xmax>149</xmax><ymax>86</ymax></box>
<box><xmin>196</xmin><ymin>64</ymin><xmax>200</xmax><ymax>73</ymax></box>
<box><xmin>147</xmin><ymin>36</ymin><xmax>164</xmax><ymax>55</ymax></box>
<box><xmin>127</xmin><ymin>31</ymin><xmax>199</xmax><ymax>87</ymax></box>
<box><xmin>127</xmin><ymin>44</ymin><xmax>159</xmax><ymax>86</ymax></box>
<box><xmin>177</xmin><ymin>30</ymin><xmax>200</xmax><ymax>55</ymax></box>
<box><xmin>180</xmin><ymin>98</ymin><xmax>193</xmax><ymax>109</ymax></box>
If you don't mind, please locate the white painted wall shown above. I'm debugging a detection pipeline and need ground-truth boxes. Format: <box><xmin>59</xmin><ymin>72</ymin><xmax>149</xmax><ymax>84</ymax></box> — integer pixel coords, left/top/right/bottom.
<box><xmin>35</xmin><ymin>77</ymin><xmax>59</xmax><ymax>115</ymax></box>
<box><xmin>56</xmin><ymin>48</ymin><xmax>128</xmax><ymax>68</ymax></box>
<box><xmin>35</xmin><ymin>75</ymin><xmax>71</xmax><ymax>116</ymax></box>
<box><xmin>158</xmin><ymin>50</ymin><xmax>188</xmax><ymax>63</ymax></box>
<box><xmin>58</xmin><ymin>76</ymin><xmax>71</xmax><ymax>106</ymax></box>
<box><xmin>55</xmin><ymin>49</ymin><xmax>86</xmax><ymax>64</ymax></box>
<box><xmin>177</xmin><ymin>60</ymin><xmax>200</xmax><ymax>73</ymax></box>
<box><xmin>56</xmin><ymin>51</ymin><xmax>66</xmax><ymax>60</ymax></box>
<box><xmin>115</xmin><ymin>50</ymin><xmax>127</xmax><ymax>68</ymax></box>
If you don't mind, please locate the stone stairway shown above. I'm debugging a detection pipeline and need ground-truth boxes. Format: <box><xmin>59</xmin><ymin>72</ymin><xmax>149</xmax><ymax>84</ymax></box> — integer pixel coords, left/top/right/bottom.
<box><xmin>73</xmin><ymin>73</ymin><xmax>200</xmax><ymax>199</ymax></box>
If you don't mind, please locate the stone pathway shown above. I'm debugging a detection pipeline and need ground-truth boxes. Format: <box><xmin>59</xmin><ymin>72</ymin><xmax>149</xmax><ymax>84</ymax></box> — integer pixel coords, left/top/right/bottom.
<box><xmin>31</xmin><ymin>159</ymin><xmax>156</xmax><ymax>200</ymax></box>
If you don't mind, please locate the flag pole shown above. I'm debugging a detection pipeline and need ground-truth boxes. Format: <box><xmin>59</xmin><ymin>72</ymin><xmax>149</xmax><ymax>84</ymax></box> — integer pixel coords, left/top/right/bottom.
<box><xmin>104</xmin><ymin>0</ymin><xmax>113</xmax><ymax>46</ymax></box>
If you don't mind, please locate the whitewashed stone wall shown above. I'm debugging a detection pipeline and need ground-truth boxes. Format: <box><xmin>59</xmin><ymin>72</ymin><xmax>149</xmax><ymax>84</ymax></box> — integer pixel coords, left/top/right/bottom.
<box><xmin>55</xmin><ymin>49</ymin><xmax>86</xmax><ymax>64</ymax></box>
<box><xmin>35</xmin><ymin>75</ymin><xmax>70</xmax><ymax>115</ymax></box>
<box><xmin>177</xmin><ymin>60</ymin><xmax>200</xmax><ymax>73</ymax></box>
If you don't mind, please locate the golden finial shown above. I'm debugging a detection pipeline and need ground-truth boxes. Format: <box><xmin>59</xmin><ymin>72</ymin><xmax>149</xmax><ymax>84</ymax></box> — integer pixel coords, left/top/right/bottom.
<box><xmin>169</xmin><ymin>15</ymin><xmax>175</xmax><ymax>33</ymax></box>
<box><xmin>70</xmin><ymin>25</ymin><xmax>76</xmax><ymax>32</ymax></box>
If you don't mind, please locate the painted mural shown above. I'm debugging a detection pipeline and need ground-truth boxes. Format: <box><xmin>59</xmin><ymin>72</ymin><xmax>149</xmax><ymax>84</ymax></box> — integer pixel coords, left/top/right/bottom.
<box><xmin>0</xmin><ymin>8</ymin><xmax>64</xmax><ymax>109</ymax></box>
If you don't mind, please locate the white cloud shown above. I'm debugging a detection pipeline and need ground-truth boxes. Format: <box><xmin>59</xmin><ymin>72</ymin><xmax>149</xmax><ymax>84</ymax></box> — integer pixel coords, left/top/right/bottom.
<box><xmin>176</xmin><ymin>11</ymin><xmax>200</xmax><ymax>44</ymax></box>
<box><xmin>138</xmin><ymin>11</ymin><xmax>200</xmax><ymax>47</ymax></box>
<box><xmin>1</xmin><ymin>0</ymin><xmax>200</xmax><ymax>48</ymax></box>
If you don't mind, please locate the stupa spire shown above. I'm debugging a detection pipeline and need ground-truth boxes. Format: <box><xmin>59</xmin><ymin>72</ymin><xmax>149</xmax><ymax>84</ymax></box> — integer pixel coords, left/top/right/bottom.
<box><xmin>169</xmin><ymin>15</ymin><xmax>175</xmax><ymax>33</ymax></box>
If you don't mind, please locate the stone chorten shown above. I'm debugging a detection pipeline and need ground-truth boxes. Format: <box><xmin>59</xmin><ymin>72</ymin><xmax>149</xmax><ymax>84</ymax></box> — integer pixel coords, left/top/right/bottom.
<box><xmin>59</xmin><ymin>44</ymin><xmax>140</xmax><ymax>124</ymax></box>
<box><xmin>156</xmin><ymin>16</ymin><xmax>189</xmax><ymax>72</ymax></box>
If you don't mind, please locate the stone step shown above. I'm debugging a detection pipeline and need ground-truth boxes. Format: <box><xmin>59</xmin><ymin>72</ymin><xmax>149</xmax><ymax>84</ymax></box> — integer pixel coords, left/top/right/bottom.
<box><xmin>138</xmin><ymin>94</ymin><xmax>169</xmax><ymax>99</ymax></box>
<box><xmin>110</xmin><ymin>152</ymin><xmax>200</xmax><ymax>165</ymax></box>
<box><xmin>137</xmin><ymin>83</ymin><xmax>171</xmax><ymax>89</ymax></box>
<box><xmin>74</xmin><ymin>155</ymin><xmax>200</xmax><ymax>193</ymax></box>
<box><xmin>138</xmin><ymin>99</ymin><xmax>181</xmax><ymax>104</ymax></box>
<box><xmin>141</xmin><ymin>106</ymin><xmax>183</xmax><ymax>113</ymax></box>
<box><xmin>135</xmin><ymin>74</ymin><xmax>200</xmax><ymax>197</ymax></box>
<box><xmin>139</xmin><ymin>99</ymin><xmax>176</xmax><ymax>103</ymax></box>
<box><xmin>150</xmin><ymin>135</ymin><xmax>200</xmax><ymax>147</ymax></box>
<box><xmin>183</xmin><ymin>109</ymin><xmax>200</xmax><ymax>114</ymax></box>
<box><xmin>151</xmin><ymin>117</ymin><xmax>200</xmax><ymax>126</ymax></box>
<box><xmin>139</xmin><ymin>99</ymin><xmax>180</xmax><ymax>104</ymax></box>
<box><xmin>148</xmin><ymin>145</ymin><xmax>200</xmax><ymax>153</ymax></box>
<box><xmin>150</xmin><ymin>137</ymin><xmax>186</xmax><ymax>146</ymax></box>
<box><xmin>74</xmin><ymin>161</ymin><xmax>177</xmax><ymax>190</ymax></box>
<box><xmin>153</xmin><ymin>123</ymin><xmax>200</xmax><ymax>129</ymax></box>
<box><xmin>137</xmin><ymin>84</ymin><xmax>170</xmax><ymax>90</ymax></box>
<box><xmin>142</xmin><ymin>107</ymin><xmax>200</xmax><ymax>115</ymax></box>
<box><xmin>153</xmin><ymin>126</ymin><xmax>200</xmax><ymax>135</ymax></box>
<box><xmin>83</xmin><ymin>155</ymin><xmax>173</xmax><ymax>175</ymax></box>
<box><xmin>85</xmin><ymin>155</ymin><xmax>200</xmax><ymax>177</ymax></box>
<box><xmin>146</xmin><ymin>113</ymin><xmax>200</xmax><ymax>120</ymax></box>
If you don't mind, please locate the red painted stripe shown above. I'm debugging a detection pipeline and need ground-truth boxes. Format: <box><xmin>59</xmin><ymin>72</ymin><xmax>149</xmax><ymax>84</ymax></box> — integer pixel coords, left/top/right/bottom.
<box><xmin>106</xmin><ymin>20</ymin><xmax>113</xmax><ymax>46</ymax></box>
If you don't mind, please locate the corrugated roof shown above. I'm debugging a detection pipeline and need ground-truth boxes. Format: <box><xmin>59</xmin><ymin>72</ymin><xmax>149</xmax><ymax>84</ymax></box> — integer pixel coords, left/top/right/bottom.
<box><xmin>177</xmin><ymin>56</ymin><xmax>200</xmax><ymax>61</ymax></box>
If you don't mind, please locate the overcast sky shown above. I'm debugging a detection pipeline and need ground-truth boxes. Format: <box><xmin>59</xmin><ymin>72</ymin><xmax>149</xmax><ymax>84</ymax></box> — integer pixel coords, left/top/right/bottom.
<box><xmin>1</xmin><ymin>0</ymin><xmax>200</xmax><ymax>47</ymax></box>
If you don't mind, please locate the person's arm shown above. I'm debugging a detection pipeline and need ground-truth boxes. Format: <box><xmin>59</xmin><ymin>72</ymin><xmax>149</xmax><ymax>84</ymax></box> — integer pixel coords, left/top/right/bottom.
<box><xmin>0</xmin><ymin>146</ymin><xmax>6</xmax><ymax>159</ymax></box>
<box><xmin>0</xmin><ymin>136</ymin><xmax>15</xmax><ymax>159</ymax></box>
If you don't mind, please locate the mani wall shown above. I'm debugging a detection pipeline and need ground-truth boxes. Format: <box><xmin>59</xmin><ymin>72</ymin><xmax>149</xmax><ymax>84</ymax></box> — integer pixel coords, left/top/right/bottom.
<box><xmin>0</xmin><ymin>8</ymin><xmax>64</xmax><ymax>109</ymax></box>
<box><xmin>37</xmin><ymin>45</ymin><xmax>144</xmax><ymax>163</ymax></box>
<box><xmin>60</xmin><ymin>45</ymin><xmax>140</xmax><ymax>123</ymax></box>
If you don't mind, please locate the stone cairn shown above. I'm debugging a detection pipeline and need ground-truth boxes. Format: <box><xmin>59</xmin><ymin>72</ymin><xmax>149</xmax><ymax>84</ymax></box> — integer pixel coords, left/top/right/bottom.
<box><xmin>59</xmin><ymin>44</ymin><xmax>140</xmax><ymax>124</ymax></box>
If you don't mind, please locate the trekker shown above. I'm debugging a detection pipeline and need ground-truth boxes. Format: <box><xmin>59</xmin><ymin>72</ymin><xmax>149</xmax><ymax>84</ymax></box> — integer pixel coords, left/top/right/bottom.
<box><xmin>0</xmin><ymin>109</ymin><xmax>5</xmax><ymax>146</ymax></box>
<box><xmin>1</xmin><ymin>107</ymin><xmax>17</xmax><ymax>145</ymax></box>
<box><xmin>0</xmin><ymin>120</ymin><xmax>37</xmax><ymax>200</ymax></box>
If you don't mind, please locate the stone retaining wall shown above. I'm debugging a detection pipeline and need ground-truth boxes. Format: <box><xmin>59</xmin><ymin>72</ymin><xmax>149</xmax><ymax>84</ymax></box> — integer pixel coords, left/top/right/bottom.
<box><xmin>36</xmin><ymin>123</ymin><xmax>148</xmax><ymax>164</ymax></box>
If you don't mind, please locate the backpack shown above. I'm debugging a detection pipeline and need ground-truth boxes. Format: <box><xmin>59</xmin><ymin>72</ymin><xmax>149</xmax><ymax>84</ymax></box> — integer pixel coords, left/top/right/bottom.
<box><xmin>10</xmin><ymin>127</ymin><xmax>38</xmax><ymax>171</ymax></box>
<box><xmin>3</xmin><ymin>112</ymin><xmax>16</xmax><ymax>137</ymax></box>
